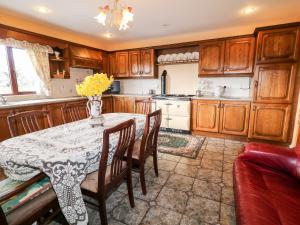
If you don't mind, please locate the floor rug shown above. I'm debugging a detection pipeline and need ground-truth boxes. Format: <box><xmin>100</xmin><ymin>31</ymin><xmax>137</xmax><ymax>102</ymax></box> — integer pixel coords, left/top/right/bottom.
<box><xmin>157</xmin><ymin>132</ymin><xmax>205</xmax><ymax>158</ymax></box>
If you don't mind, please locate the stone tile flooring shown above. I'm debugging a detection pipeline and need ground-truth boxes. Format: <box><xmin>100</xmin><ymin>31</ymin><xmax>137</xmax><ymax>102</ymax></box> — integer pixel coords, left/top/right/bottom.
<box><xmin>51</xmin><ymin>137</ymin><xmax>244</xmax><ymax>225</ymax></box>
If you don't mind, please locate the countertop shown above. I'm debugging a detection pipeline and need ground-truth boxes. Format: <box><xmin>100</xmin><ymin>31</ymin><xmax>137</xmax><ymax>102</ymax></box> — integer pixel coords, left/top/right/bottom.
<box><xmin>0</xmin><ymin>94</ymin><xmax>153</xmax><ymax>109</ymax></box>
<box><xmin>191</xmin><ymin>96</ymin><xmax>252</xmax><ymax>101</ymax></box>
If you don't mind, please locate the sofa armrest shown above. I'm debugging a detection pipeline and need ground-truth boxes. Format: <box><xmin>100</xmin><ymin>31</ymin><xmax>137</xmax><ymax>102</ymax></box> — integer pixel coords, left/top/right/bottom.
<box><xmin>238</xmin><ymin>142</ymin><xmax>299</xmax><ymax>178</ymax></box>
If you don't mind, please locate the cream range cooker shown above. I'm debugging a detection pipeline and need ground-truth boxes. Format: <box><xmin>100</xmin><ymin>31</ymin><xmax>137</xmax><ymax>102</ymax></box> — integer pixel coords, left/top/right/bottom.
<box><xmin>152</xmin><ymin>95</ymin><xmax>193</xmax><ymax>133</ymax></box>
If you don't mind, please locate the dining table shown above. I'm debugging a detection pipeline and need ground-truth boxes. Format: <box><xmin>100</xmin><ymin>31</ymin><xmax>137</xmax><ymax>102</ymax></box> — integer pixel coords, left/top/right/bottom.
<box><xmin>0</xmin><ymin>113</ymin><xmax>146</xmax><ymax>225</ymax></box>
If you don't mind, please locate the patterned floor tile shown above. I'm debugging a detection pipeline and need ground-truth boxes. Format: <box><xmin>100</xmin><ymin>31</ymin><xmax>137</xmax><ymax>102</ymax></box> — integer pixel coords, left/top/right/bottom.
<box><xmin>174</xmin><ymin>163</ymin><xmax>198</xmax><ymax>178</ymax></box>
<box><xmin>179</xmin><ymin>157</ymin><xmax>202</xmax><ymax>166</ymax></box>
<box><xmin>106</xmin><ymin>191</ymin><xmax>127</xmax><ymax>212</ymax></box>
<box><xmin>205</xmin><ymin>145</ymin><xmax>224</xmax><ymax>153</ymax></box>
<box><xmin>220</xmin><ymin>203</ymin><xmax>236</xmax><ymax>225</ymax></box>
<box><xmin>133</xmin><ymin>180</ymin><xmax>163</xmax><ymax>201</ymax></box>
<box><xmin>140</xmin><ymin>206</ymin><xmax>182</xmax><ymax>225</ymax></box>
<box><xmin>223</xmin><ymin>155</ymin><xmax>236</xmax><ymax>163</ymax></box>
<box><xmin>145</xmin><ymin>169</ymin><xmax>170</xmax><ymax>185</ymax></box>
<box><xmin>180</xmin><ymin>215</ymin><xmax>213</xmax><ymax>225</ymax></box>
<box><xmin>192</xmin><ymin>179</ymin><xmax>222</xmax><ymax>202</ymax></box>
<box><xmin>201</xmin><ymin>159</ymin><xmax>223</xmax><ymax>171</ymax></box>
<box><xmin>223</xmin><ymin>163</ymin><xmax>233</xmax><ymax>173</ymax></box>
<box><xmin>221</xmin><ymin>187</ymin><xmax>234</xmax><ymax>206</ymax></box>
<box><xmin>158</xmin><ymin>159</ymin><xmax>177</xmax><ymax>171</ymax></box>
<box><xmin>156</xmin><ymin>187</ymin><xmax>188</xmax><ymax>213</ymax></box>
<box><xmin>224</xmin><ymin>147</ymin><xmax>241</xmax><ymax>156</ymax></box>
<box><xmin>222</xmin><ymin>172</ymin><xmax>233</xmax><ymax>187</ymax></box>
<box><xmin>202</xmin><ymin>151</ymin><xmax>224</xmax><ymax>161</ymax></box>
<box><xmin>112</xmin><ymin>198</ymin><xmax>149</xmax><ymax>225</ymax></box>
<box><xmin>185</xmin><ymin>195</ymin><xmax>220</xmax><ymax>224</ymax></box>
<box><xmin>196</xmin><ymin>168</ymin><xmax>222</xmax><ymax>184</ymax></box>
<box><xmin>165</xmin><ymin>174</ymin><xmax>194</xmax><ymax>191</ymax></box>
<box><xmin>161</xmin><ymin>154</ymin><xmax>182</xmax><ymax>162</ymax></box>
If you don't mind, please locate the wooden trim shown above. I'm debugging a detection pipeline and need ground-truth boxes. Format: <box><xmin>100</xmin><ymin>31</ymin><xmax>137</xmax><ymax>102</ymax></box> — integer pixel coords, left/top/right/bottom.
<box><xmin>6</xmin><ymin>47</ymin><xmax>18</xmax><ymax>94</ymax></box>
<box><xmin>254</xmin><ymin>22</ymin><xmax>300</xmax><ymax>36</ymax></box>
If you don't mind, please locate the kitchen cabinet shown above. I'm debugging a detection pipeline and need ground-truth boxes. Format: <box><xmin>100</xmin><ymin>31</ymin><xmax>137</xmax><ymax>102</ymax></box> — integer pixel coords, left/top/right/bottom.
<box><xmin>248</xmin><ymin>103</ymin><xmax>291</xmax><ymax>142</ymax></box>
<box><xmin>252</xmin><ymin>63</ymin><xmax>297</xmax><ymax>103</ymax></box>
<box><xmin>199</xmin><ymin>36</ymin><xmax>255</xmax><ymax>76</ymax></box>
<box><xmin>113</xmin><ymin>96</ymin><xmax>125</xmax><ymax>112</ymax></box>
<box><xmin>0</xmin><ymin>109</ymin><xmax>14</xmax><ymax>141</ymax></box>
<box><xmin>129</xmin><ymin>50</ymin><xmax>141</xmax><ymax>77</ymax></box>
<box><xmin>192</xmin><ymin>100</ymin><xmax>220</xmax><ymax>132</ymax></box>
<box><xmin>116</xmin><ymin>51</ymin><xmax>129</xmax><ymax>78</ymax></box>
<box><xmin>113</xmin><ymin>96</ymin><xmax>134</xmax><ymax>113</ymax></box>
<box><xmin>219</xmin><ymin>101</ymin><xmax>250</xmax><ymax>136</ymax></box>
<box><xmin>140</xmin><ymin>49</ymin><xmax>155</xmax><ymax>77</ymax></box>
<box><xmin>224</xmin><ymin>37</ymin><xmax>255</xmax><ymax>74</ymax></box>
<box><xmin>109</xmin><ymin>52</ymin><xmax>117</xmax><ymax>76</ymax></box>
<box><xmin>102</xmin><ymin>97</ymin><xmax>113</xmax><ymax>113</ymax></box>
<box><xmin>256</xmin><ymin>27</ymin><xmax>300</xmax><ymax>64</ymax></box>
<box><xmin>47</xmin><ymin>103</ymin><xmax>65</xmax><ymax>126</ymax></box>
<box><xmin>199</xmin><ymin>41</ymin><xmax>225</xmax><ymax>75</ymax></box>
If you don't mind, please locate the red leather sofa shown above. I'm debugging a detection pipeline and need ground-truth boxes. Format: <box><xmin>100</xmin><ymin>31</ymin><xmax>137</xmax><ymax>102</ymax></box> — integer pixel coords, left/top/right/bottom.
<box><xmin>233</xmin><ymin>142</ymin><xmax>300</xmax><ymax>225</ymax></box>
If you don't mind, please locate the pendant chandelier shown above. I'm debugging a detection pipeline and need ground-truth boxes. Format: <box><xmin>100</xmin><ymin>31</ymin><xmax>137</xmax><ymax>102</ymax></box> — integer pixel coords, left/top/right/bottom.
<box><xmin>94</xmin><ymin>0</ymin><xmax>134</xmax><ymax>31</ymax></box>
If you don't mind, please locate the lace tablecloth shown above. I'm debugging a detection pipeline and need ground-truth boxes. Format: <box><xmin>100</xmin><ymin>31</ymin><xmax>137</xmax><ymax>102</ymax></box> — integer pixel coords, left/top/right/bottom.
<box><xmin>0</xmin><ymin>113</ymin><xmax>146</xmax><ymax>225</ymax></box>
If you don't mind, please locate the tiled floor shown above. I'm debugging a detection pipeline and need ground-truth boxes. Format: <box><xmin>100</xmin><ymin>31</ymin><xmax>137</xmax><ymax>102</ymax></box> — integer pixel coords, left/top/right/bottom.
<box><xmin>52</xmin><ymin>137</ymin><xmax>244</xmax><ymax>225</ymax></box>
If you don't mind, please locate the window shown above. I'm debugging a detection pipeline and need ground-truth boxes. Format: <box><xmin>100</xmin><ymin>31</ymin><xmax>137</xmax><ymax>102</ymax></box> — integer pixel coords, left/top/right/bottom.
<box><xmin>0</xmin><ymin>45</ymin><xmax>38</xmax><ymax>95</ymax></box>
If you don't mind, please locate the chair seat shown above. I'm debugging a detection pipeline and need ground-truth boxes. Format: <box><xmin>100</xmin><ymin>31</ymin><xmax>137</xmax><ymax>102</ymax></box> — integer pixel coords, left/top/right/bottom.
<box><xmin>6</xmin><ymin>189</ymin><xmax>57</xmax><ymax>225</ymax></box>
<box><xmin>81</xmin><ymin>162</ymin><xmax>126</xmax><ymax>193</ymax></box>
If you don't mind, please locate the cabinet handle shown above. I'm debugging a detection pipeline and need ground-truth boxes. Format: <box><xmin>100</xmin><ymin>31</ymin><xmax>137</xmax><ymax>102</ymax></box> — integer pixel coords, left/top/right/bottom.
<box><xmin>252</xmin><ymin>106</ymin><xmax>256</xmax><ymax>111</ymax></box>
<box><xmin>218</xmin><ymin>103</ymin><xmax>221</xmax><ymax>108</ymax></box>
<box><xmin>254</xmin><ymin>80</ymin><xmax>259</xmax><ymax>87</ymax></box>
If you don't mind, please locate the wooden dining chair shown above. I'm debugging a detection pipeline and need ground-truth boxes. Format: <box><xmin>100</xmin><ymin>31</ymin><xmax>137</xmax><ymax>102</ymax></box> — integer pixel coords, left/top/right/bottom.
<box><xmin>7</xmin><ymin>110</ymin><xmax>53</xmax><ymax>138</ymax></box>
<box><xmin>81</xmin><ymin>119</ymin><xmax>136</xmax><ymax>225</ymax></box>
<box><xmin>61</xmin><ymin>102</ymin><xmax>88</xmax><ymax>123</ymax></box>
<box><xmin>130</xmin><ymin>109</ymin><xmax>162</xmax><ymax>195</ymax></box>
<box><xmin>0</xmin><ymin>173</ymin><xmax>59</xmax><ymax>225</ymax></box>
<box><xmin>134</xmin><ymin>99</ymin><xmax>154</xmax><ymax>114</ymax></box>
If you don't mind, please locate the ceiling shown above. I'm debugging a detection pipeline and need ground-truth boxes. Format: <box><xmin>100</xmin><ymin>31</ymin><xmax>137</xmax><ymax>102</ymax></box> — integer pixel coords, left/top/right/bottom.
<box><xmin>0</xmin><ymin>0</ymin><xmax>300</xmax><ymax>45</ymax></box>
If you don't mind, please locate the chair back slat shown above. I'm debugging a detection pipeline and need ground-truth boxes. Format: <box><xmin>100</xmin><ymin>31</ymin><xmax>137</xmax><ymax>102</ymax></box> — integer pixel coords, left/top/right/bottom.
<box><xmin>135</xmin><ymin>99</ymin><xmax>153</xmax><ymax>114</ymax></box>
<box><xmin>7</xmin><ymin>110</ymin><xmax>53</xmax><ymax>137</ymax></box>
<box><xmin>61</xmin><ymin>103</ymin><xmax>88</xmax><ymax>123</ymax></box>
<box><xmin>98</xmin><ymin>119</ymin><xmax>136</xmax><ymax>191</ymax></box>
<box><xmin>139</xmin><ymin>109</ymin><xmax>162</xmax><ymax>160</ymax></box>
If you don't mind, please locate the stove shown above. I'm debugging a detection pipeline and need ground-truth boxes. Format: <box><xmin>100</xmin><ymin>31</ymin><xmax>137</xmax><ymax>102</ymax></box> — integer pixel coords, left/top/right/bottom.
<box><xmin>152</xmin><ymin>94</ymin><xmax>195</xmax><ymax>101</ymax></box>
<box><xmin>151</xmin><ymin>94</ymin><xmax>193</xmax><ymax>133</ymax></box>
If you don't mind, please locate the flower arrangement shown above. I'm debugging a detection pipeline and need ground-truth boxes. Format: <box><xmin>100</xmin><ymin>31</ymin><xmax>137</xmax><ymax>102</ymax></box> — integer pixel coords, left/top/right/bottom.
<box><xmin>76</xmin><ymin>73</ymin><xmax>114</xmax><ymax>97</ymax></box>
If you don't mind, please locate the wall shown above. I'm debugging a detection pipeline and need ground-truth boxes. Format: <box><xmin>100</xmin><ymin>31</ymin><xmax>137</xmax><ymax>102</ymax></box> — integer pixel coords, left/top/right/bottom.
<box><xmin>119</xmin><ymin>63</ymin><xmax>251</xmax><ymax>97</ymax></box>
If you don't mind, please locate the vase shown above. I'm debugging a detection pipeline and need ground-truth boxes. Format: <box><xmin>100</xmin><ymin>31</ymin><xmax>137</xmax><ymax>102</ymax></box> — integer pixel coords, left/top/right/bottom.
<box><xmin>87</xmin><ymin>95</ymin><xmax>102</xmax><ymax>118</ymax></box>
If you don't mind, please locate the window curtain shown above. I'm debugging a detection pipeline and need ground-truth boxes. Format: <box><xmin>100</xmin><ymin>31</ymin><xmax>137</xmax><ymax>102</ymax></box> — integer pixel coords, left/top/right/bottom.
<box><xmin>0</xmin><ymin>38</ymin><xmax>53</xmax><ymax>96</ymax></box>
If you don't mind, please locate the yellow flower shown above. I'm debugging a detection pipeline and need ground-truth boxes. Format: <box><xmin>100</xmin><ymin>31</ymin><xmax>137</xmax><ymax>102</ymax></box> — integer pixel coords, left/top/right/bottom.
<box><xmin>76</xmin><ymin>73</ymin><xmax>114</xmax><ymax>97</ymax></box>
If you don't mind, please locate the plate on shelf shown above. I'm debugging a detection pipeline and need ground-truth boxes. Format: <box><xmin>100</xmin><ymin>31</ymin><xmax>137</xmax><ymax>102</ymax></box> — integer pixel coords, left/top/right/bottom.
<box><xmin>176</xmin><ymin>53</ymin><xmax>184</xmax><ymax>61</ymax></box>
<box><xmin>157</xmin><ymin>55</ymin><xmax>164</xmax><ymax>63</ymax></box>
<box><xmin>185</xmin><ymin>52</ymin><xmax>193</xmax><ymax>60</ymax></box>
<box><xmin>164</xmin><ymin>54</ymin><xmax>171</xmax><ymax>62</ymax></box>
<box><xmin>170</xmin><ymin>53</ymin><xmax>177</xmax><ymax>62</ymax></box>
<box><xmin>192</xmin><ymin>52</ymin><xmax>199</xmax><ymax>60</ymax></box>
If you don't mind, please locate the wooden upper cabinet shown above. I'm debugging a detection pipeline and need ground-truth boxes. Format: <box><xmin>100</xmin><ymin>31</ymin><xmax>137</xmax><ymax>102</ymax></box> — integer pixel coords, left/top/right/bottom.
<box><xmin>224</xmin><ymin>37</ymin><xmax>255</xmax><ymax>74</ymax></box>
<box><xmin>129</xmin><ymin>50</ymin><xmax>141</xmax><ymax>77</ymax></box>
<box><xmin>69</xmin><ymin>45</ymin><xmax>103</xmax><ymax>69</ymax></box>
<box><xmin>219</xmin><ymin>101</ymin><xmax>250</xmax><ymax>136</ymax></box>
<box><xmin>141</xmin><ymin>49</ymin><xmax>155</xmax><ymax>77</ymax></box>
<box><xmin>256</xmin><ymin>27</ymin><xmax>300</xmax><ymax>63</ymax></box>
<box><xmin>116</xmin><ymin>51</ymin><xmax>129</xmax><ymax>77</ymax></box>
<box><xmin>109</xmin><ymin>52</ymin><xmax>117</xmax><ymax>76</ymax></box>
<box><xmin>248</xmin><ymin>103</ymin><xmax>291</xmax><ymax>142</ymax></box>
<box><xmin>192</xmin><ymin>100</ymin><xmax>220</xmax><ymax>132</ymax></box>
<box><xmin>252</xmin><ymin>63</ymin><xmax>297</xmax><ymax>103</ymax></box>
<box><xmin>199</xmin><ymin>41</ymin><xmax>225</xmax><ymax>75</ymax></box>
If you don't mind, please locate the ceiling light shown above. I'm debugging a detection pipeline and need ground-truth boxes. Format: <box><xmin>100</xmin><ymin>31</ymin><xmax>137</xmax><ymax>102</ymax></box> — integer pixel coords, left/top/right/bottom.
<box><xmin>34</xmin><ymin>6</ymin><xmax>51</xmax><ymax>14</ymax></box>
<box><xmin>104</xmin><ymin>33</ymin><xmax>112</xmax><ymax>39</ymax></box>
<box><xmin>240</xmin><ymin>6</ymin><xmax>257</xmax><ymax>15</ymax></box>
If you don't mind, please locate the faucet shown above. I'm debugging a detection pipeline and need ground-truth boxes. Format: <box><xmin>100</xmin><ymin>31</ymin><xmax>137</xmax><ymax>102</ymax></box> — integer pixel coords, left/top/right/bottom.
<box><xmin>0</xmin><ymin>95</ymin><xmax>7</xmax><ymax>105</ymax></box>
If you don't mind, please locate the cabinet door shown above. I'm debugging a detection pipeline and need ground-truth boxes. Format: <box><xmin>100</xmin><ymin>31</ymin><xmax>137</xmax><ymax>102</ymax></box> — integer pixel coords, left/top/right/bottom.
<box><xmin>113</xmin><ymin>97</ymin><xmax>125</xmax><ymax>113</ymax></box>
<box><xmin>253</xmin><ymin>63</ymin><xmax>297</xmax><ymax>103</ymax></box>
<box><xmin>0</xmin><ymin>109</ymin><xmax>14</xmax><ymax>141</ymax></box>
<box><xmin>141</xmin><ymin>49</ymin><xmax>155</xmax><ymax>77</ymax></box>
<box><xmin>192</xmin><ymin>100</ymin><xmax>220</xmax><ymax>132</ymax></box>
<box><xmin>256</xmin><ymin>27</ymin><xmax>300</xmax><ymax>63</ymax></box>
<box><xmin>47</xmin><ymin>103</ymin><xmax>65</xmax><ymax>126</ymax></box>
<box><xmin>224</xmin><ymin>37</ymin><xmax>255</xmax><ymax>74</ymax></box>
<box><xmin>199</xmin><ymin>41</ymin><xmax>225</xmax><ymax>76</ymax></box>
<box><xmin>124</xmin><ymin>97</ymin><xmax>135</xmax><ymax>113</ymax></box>
<box><xmin>116</xmin><ymin>51</ymin><xmax>129</xmax><ymax>77</ymax></box>
<box><xmin>102</xmin><ymin>97</ymin><xmax>113</xmax><ymax>113</ymax></box>
<box><xmin>129</xmin><ymin>50</ymin><xmax>141</xmax><ymax>77</ymax></box>
<box><xmin>219</xmin><ymin>101</ymin><xmax>250</xmax><ymax>136</ymax></box>
<box><xmin>248</xmin><ymin>103</ymin><xmax>291</xmax><ymax>142</ymax></box>
<box><xmin>109</xmin><ymin>52</ymin><xmax>117</xmax><ymax>76</ymax></box>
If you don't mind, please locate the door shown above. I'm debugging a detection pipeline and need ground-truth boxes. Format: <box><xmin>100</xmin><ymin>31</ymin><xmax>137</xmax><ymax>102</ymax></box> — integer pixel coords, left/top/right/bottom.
<box><xmin>47</xmin><ymin>103</ymin><xmax>65</xmax><ymax>126</ymax></box>
<box><xmin>248</xmin><ymin>103</ymin><xmax>291</xmax><ymax>142</ymax></box>
<box><xmin>124</xmin><ymin>97</ymin><xmax>135</xmax><ymax>113</ymax></box>
<box><xmin>129</xmin><ymin>50</ymin><xmax>141</xmax><ymax>77</ymax></box>
<box><xmin>224</xmin><ymin>37</ymin><xmax>255</xmax><ymax>74</ymax></box>
<box><xmin>141</xmin><ymin>49</ymin><xmax>155</xmax><ymax>77</ymax></box>
<box><xmin>109</xmin><ymin>52</ymin><xmax>117</xmax><ymax>76</ymax></box>
<box><xmin>256</xmin><ymin>27</ymin><xmax>300</xmax><ymax>63</ymax></box>
<box><xmin>102</xmin><ymin>97</ymin><xmax>113</xmax><ymax>113</ymax></box>
<box><xmin>113</xmin><ymin>96</ymin><xmax>125</xmax><ymax>112</ymax></box>
<box><xmin>192</xmin><ymin>100</ymin><xmax>220</xmax><ymax>132</ymax></box>
<box><xmin>116</xmin><ymin>51</ymin><xmax>129</xmax><ymax>77</ymax></box>
<box><xmin>253</xmin><ymin>63</ymin><xmax>297</xmax><ymax>103</ymax></box>
<box><xmin>199</xmin><ymin>41</ymin><xmax>225</xmax><ymax>76</ymax></box>
<box><xmin>219</xmin><ymin>101</ymin><xmax>250</xmax><ymax>136</ymax></box>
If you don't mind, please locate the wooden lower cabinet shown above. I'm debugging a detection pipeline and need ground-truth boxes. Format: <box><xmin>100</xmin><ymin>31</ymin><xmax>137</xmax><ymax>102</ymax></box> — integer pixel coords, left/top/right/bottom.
<box><xmin>47</xmin><ymin>103</ymin><xmax>66</xmax><ymax>126</ymax></box>
<box><xmin>102</xmin><ymin>97</ymin><xmax>113</xmax><ymax>113</ymax></box>
<box><xmin>248</xmin><ymin>103</ymin><xmax>291</xmax><ymax>142</ymax></box>
<box><xmin>0</xmin><ymin>109</ymin><xmax>14</xmax><ymax>141</ymax></box>
<box><xmin>113</xmin><ymin>96</ymin><xmax>125</xmax><ymax>113</ymax></box>
<box><xmin>219</xmin><ymin>101</ymin><xmax>250</xmax><ymax>136</ymax></box>
<box><xmin>192</xmin><ymin>100</ymin><xmax>220</xmax><ymax>132</ymax></box>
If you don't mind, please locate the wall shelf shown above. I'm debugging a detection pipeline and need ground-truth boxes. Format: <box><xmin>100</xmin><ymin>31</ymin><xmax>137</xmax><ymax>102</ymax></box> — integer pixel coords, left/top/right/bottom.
<box><xmin>156</xmin><ymin>60</ymin><xmax>199</xmax><ymax>66</ymax></box>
